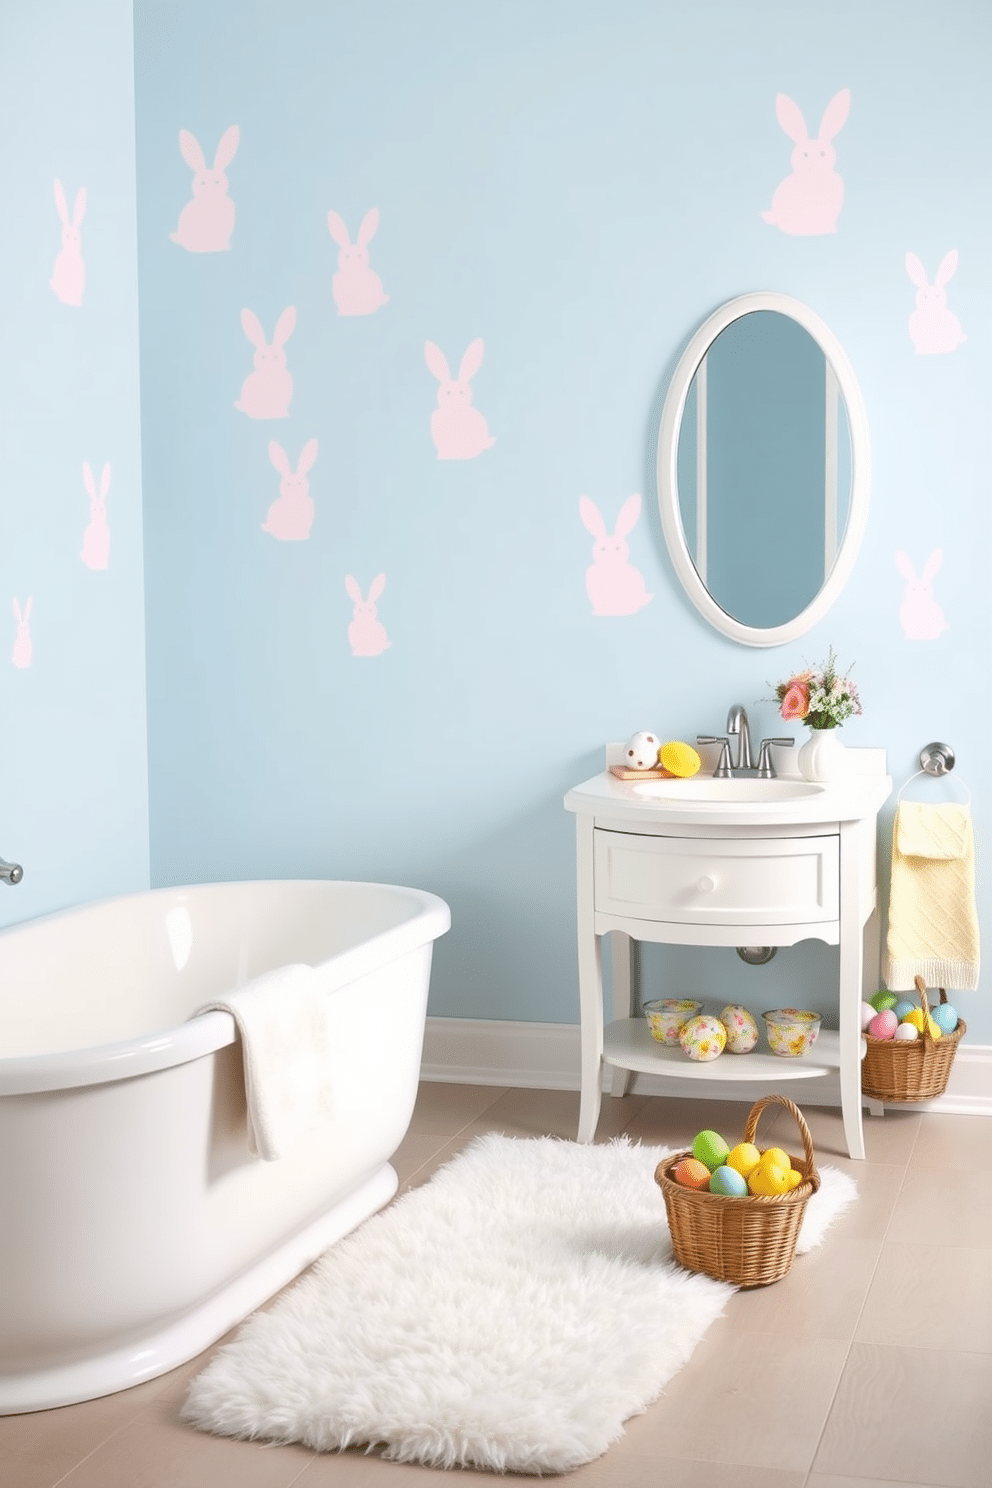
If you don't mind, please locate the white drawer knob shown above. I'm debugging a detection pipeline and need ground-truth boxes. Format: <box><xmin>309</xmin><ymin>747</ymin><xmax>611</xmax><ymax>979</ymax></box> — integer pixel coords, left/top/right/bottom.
<box><xmin>697</xmin><ymin>875</ymin><xmax>716</xmax><ymax>893</ymax></box>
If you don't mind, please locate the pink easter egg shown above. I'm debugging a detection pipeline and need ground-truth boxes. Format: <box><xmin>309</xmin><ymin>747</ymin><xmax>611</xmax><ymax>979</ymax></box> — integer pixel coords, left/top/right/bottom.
<box><xmin>869</xmin><ymin>1009</ymin><xmax>898</xmax><ymax>1040</ymax></box>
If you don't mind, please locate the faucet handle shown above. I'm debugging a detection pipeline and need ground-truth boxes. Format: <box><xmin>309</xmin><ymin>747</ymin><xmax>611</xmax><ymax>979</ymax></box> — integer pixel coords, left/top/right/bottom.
<box><xmin>756</xmin><ymin>737</ymin><xmax>794</xmax><ymax>779</ymax></box>
<box><xmin>696</xmin><ymin>735</ymin><xmax>733</xmax><ymax>778</ymax></box>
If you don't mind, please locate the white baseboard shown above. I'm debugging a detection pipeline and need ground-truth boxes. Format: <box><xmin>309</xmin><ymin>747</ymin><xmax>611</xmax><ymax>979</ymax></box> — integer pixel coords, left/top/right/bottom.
<box><xmin>421</xmin><ymin>1016</ymin><xmax>992</xmax><ymax>1117</ymax></box>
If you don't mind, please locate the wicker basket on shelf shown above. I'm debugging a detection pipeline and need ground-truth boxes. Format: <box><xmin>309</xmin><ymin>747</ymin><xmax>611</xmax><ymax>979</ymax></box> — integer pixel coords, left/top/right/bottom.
<box><xmin>654</xmin><ymin>1093</ymin><xmax>819</xmax><ymax>1289</ymax></box>
<box><xmin>861</xmin><ymin>975</ymin><xmax>966</xmax><ymax>1103</ymax></box>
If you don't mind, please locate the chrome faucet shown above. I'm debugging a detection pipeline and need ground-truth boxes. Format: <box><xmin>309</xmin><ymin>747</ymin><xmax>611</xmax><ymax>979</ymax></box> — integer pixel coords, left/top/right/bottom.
<box><xmin>697</xmin><ymin>704</ymin><xmax>794</xmax><ymax>779</ymax></box>
<box><xmin>0</xmin><ymin>855</ymin><xmax>23</xmax><ymax>885</ymax></box>
<box><xmin>726</xmin><ymin>704</ymin><xmax>753</xmax><ymax>772</ymax></box>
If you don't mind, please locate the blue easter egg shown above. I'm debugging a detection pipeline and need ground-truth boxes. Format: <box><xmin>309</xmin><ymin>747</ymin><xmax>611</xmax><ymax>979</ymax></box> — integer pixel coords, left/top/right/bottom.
<box><xmin>893</xmin><ymin>1000</ymin><xmax>917</xmax><ymax>1021</ymax></box>
<box><xmin>931</xmin><ymin>1004</ymin><xmax>958</xmax><ymax>1035</ymax></box>
<box><xmin>709</xmin><ymin>1165</ymin><xmax>748</xmax><ymax>1197</ymax></box>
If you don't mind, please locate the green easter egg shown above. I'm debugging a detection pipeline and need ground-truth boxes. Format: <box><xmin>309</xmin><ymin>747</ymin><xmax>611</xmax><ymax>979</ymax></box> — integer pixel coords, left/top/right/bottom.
<box><xmin>692</xmin><ymin>1129</ymin><xmax>730</xmax><ymax>1173</ymax></box>
<box><xmin>870</xmin><ymin>991</ymin><xmax>899</xmax><ymax>1013</ymax></box>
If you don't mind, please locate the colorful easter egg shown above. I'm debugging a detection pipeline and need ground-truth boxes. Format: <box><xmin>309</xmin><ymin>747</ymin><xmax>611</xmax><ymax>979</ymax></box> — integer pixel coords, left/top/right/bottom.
<box><xmin>931</xmin><ymin>1003</ymin><xmax>958</xmax><ymax>1035</ymax></box>
<box><xmin>726</xmin><ymin>1142</ymin><xmax>761</xmax><ymax>1180</ymax></box>
<box><xmin>903</xmin><ymin>1008</ymin><xmax>942</xmax><ymax>1039</ymax></box>
<box><xmin>870</xmin><ymin>991</ymin><xmax>899</xmax><ymax>1014</ymax></box>
<box><xmin>679</xmin><ymin>1014</ymin><xmax>726</xmax><ymax>1062</ymax></box>
<box><xmin>659</xmin><ymin>740</ymin><xmax>701</xmax><ymax>777</ymax></box>
<box><xmin>692</xmin><ymin>1129</ymin><xmax>730</xmax><ymax>1172</ymax></box>
<box><xmin>709</xmin><ymin>1164</ymin><xmax>748</xmax><ymax>1197</ymax></box>
<box><xmin>893</xmin><ymin>1000</ymin><xmax>917</xmax><ymax>1021</ymax></box>
<box><xmin>719</xmin><ymin>1004</ymin><xmax>759</xmax><ymax>1054</ymax></box>
<box><xmin>748</xmin><ymin>1152</ymin><xmax>792</xmax><ymax>1196</ymax></box>
<box><xmin>868</xmin><ymin>1010</ymin><xmax>898</xmax><ymax>1040</ymax></box>
<box><xmin>673</xmin><ymin>1157</ymin><xmax>712</xmax><ymax>1190</ymax></box>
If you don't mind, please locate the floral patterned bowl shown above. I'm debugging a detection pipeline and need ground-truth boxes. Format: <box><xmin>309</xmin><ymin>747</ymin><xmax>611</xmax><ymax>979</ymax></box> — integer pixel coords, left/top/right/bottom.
<box><xmin>763</xmin><ymin>1008</ymin><xmax>822</xmax><ymax>1057</ymax></box>
<box><xmin>643</xmin><ymin>998</ymin><xmax>703</xmax><ymax>1045</ymax></box>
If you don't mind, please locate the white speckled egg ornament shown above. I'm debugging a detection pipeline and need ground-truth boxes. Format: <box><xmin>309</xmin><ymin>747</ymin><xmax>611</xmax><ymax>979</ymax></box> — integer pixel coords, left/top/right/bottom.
<box><xmin>679</xmin><ymin>1014</ymin><xmax>726</xmax><ymax>1062</ymax></box>
<box><xmin>623</xmin><ymin>731</ymin><xmax>661</xmax><ymax>769</ymax></box>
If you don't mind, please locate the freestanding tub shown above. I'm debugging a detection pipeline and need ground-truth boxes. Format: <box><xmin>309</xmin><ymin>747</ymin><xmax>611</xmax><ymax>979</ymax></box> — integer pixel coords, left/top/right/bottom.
<box><xmin>0</xmin><ymin>879</ymin><xmax>450</xmax><ymax>1414</ymax></box>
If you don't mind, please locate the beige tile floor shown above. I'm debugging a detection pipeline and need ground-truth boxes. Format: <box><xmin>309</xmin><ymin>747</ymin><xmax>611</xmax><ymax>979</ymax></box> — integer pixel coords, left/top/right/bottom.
<box><xmin>4</xmin><ymin>1083</ymin><xmax>991</xmax><ymax>1488</ymax></box>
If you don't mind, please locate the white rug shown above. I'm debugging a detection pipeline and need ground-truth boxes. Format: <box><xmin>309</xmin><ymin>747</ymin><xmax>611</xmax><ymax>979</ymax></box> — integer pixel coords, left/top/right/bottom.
<box><xmin>182</xmin><ymin>1134</ymin><xmax>856</xmax><ymax>1475</ymax></box>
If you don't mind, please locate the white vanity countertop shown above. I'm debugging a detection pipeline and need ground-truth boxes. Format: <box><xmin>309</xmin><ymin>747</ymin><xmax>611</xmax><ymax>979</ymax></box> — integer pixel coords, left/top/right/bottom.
<box><xmin>565</xmin><ymin>747</ymin><xmax>892</xmax><ymax>830</ymax></box>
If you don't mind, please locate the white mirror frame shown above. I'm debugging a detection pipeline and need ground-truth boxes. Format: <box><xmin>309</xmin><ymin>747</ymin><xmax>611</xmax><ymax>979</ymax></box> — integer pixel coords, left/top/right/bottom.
<box><xmin>657</xmin><ymin>291</ymin><xmax>871</xmax><ymax>648</ymax></box>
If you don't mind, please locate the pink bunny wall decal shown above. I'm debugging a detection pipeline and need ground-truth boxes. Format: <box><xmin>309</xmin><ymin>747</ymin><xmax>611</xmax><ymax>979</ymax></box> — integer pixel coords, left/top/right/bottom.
<box><xmin>170</xmin><ymin>126</ymin><xmax>239</xmax><ymax>252</ymax></box>
<box><xmin>345</xmin><ymin>574</ymin><xmax>390</xmax><ymax>656</ymax></box>
<box><xmin>761</xmin><ymin>88</ymin><xmax>850</xmax><ymax>235</ymax></box>
<box><xmin>896</xmin><ymin>549</ymin><xmax>949</xmax><ymax>639</ymax></box>
<box><xmin>579</xmin><ymin>494</ymin><xmax>654</xmax><ymax>616</ymax></box>
<box><xmin>263</xmin><ymin>439</ymin><xmax>317</xmax><ymax>541</ymax></box>
<box><xmin>81</xmin><ymin>461</ymin><xmax>111</xmax><ymax>570</ymax></box>
<box><xmin>50</xmin><ymin>179</ymin><xmax>86</xmax><ymax>306</ymax></box>
<box><xmin>327</xmin><ymin>209</ymin><xmax>389</xmax><ymax>315</ymax></box>
<box><xmin>905</xmin><ymin>252</ymin><xmax>967</xmax><ymax>354</ymax></box>
<box><xmin>235</xmin><ymin>307</ymin><xmax>296</xmax><ymax>418</ymax></box>
<box><xmin>11</xmin><ymin>599</ymin><xmax>32</xmax><ymax>670</ymax></box>
<box><xmin>424</xmin><ymin>339</ymin><xmax>496</xmax><ymax>459</ymax></box>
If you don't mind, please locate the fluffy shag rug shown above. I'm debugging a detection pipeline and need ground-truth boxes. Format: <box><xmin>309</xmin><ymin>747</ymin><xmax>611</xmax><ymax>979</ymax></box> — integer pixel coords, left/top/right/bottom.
<box><xmin>182</xmin><ymin>1133</ymin><xmax>856</xmax><ymax>1475</ymax></box>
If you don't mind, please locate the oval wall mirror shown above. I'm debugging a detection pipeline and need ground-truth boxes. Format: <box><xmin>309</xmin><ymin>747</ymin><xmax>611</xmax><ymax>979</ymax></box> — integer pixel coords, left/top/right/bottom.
<box><xmin>657</xmin><ymin>291</ymin><xmax>870</xmax><ymax>647</ymax></box>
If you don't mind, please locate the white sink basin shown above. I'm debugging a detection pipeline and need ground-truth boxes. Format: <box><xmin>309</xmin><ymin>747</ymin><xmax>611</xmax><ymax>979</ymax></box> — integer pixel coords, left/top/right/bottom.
<box><xmin>632</xmin><ymin>777</ymin><xmax>825</xmax><ymax>803</ymax></box>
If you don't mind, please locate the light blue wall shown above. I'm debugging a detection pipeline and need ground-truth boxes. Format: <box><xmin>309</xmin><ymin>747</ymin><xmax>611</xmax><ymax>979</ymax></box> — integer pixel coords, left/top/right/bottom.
<box><xmin>136</xmin><ymin>0</ymin><xmax>992</xmax><ymax>1045</ymax></box>
<box><xmin>0</xmin><ymin>0</ymin><xmax>149</xmax><ymax>923</ymax></box>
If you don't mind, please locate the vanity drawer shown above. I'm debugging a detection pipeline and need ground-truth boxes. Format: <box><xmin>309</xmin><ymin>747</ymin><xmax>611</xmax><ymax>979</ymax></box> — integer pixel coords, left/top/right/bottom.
<box><xmin>593</xmin><ymin>829</ymin><xmax>839</xmax><ymax>926</ymax></box>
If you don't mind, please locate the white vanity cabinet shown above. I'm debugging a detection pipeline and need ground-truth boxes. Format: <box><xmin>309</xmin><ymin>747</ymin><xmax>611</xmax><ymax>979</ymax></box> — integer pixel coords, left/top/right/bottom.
<box><xmin>565</xmin><ymin>755</ymin><xmax>891</xmax><ymax>1159</ymax></box>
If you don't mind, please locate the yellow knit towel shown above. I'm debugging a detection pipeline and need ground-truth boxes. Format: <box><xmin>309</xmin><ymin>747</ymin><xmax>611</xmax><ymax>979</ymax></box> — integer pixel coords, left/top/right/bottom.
<box><xmin>883</xmin><ymin>801</ymin><xmax>980</xmax><ymax>991</ymax></box>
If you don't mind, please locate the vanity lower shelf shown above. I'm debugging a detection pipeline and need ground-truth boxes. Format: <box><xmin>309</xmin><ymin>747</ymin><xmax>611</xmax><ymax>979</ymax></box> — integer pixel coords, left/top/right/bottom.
<box><xmin>603</xmin><ymin>1018</ymin><xmax>841</xmax><ymax>1081</ymax></box>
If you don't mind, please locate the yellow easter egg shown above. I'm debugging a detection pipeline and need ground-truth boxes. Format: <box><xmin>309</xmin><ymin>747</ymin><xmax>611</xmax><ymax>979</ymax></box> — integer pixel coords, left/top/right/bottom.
<box><xmin>748</xmin><ymin>1160</ymin><xmax>791</xmax><ymax>1197</ymax></box>
<box><xmin>784</xmin><ymin>1168</ymin><xmax>803</xmax><ymax>1191</ymax></box>
<box><xmin>726</xmin><ymin>1142</ymin><xmax>761</xmax><ymax>1180</ymax></box>
<box><xmin>659</xmin><ymin>741</ymin><xmax>701</xmax><ymax>778</ymax></box>
<box><xmin>762</xmin><ymin>1147</ymin><xmax>792</xmax><ymax>1173</ymax></box>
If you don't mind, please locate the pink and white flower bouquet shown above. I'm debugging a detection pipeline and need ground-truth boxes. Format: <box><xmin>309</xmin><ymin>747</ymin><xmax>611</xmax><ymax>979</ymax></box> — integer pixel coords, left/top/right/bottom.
<box><xmin>773</xmin><ymin>647</ymin><xmax>862</xmax><ymax>730</ymax></box>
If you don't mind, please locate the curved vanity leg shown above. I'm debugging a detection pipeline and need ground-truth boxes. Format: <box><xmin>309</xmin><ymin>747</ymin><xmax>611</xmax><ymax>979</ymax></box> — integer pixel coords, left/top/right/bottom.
<box><xmin>838</xmin><ymin>821</ymin><xmax>866</xmax><ymax>1160</ymax></box>
<box><xmin>609</xmin><ymin>933</ymin><xmax>637</xmax><ymax>1098</ymax></box>
<box><xmin>575</xmin><ymin>815</ymin><xmax>604</xmax><ymax>1143</ymax></box>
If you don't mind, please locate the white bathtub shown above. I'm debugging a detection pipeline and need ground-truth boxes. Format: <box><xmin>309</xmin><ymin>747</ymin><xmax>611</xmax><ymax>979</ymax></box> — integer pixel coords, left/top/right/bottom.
<box><xmin>0</xmin><ymin>878</ymin><xmax>450</xmax><ymax>1414</ymax></box>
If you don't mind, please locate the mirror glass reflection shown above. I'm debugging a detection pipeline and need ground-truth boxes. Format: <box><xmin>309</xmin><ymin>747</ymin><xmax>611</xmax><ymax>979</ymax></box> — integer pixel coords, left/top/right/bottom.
<box><xmin>675</xmin><ymin>310</ymin><xmax>852</xmax><ymax>630</ymax></box>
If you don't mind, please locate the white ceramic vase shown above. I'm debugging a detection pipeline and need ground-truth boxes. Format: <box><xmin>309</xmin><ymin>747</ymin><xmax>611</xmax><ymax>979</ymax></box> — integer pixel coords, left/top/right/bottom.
<box><xmin>798</xmin><ymin>726</ymin><xmax>845</xmax><ymax>783</ymax></box>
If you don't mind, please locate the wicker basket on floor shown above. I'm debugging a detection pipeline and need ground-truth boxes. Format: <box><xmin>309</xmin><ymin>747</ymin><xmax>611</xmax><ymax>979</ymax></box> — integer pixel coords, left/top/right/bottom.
<box><xmin>654</xmin><ymin>1094</ymin><xmax>820</xmax><ymax>1289</ymax></box>
<box><xmin>861</xmin><ymin>975</ymin><xmax>966</xmax><ymax>1103</ymax></box>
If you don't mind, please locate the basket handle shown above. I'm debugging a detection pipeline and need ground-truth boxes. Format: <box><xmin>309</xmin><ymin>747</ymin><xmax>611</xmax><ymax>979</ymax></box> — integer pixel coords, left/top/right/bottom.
<box><xmin>913</xmin><ymin>975</ymin><xmax>949</xmax><ymax>1045</ymax></box>
<box><xmin>743</xmin><ymin>1094</ymin><xmax>819</xmax><ymax>1186</ymax></box>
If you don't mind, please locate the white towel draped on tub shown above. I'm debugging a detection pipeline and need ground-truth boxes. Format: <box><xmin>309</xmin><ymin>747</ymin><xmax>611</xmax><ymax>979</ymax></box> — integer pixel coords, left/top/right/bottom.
<box><xmin>883</xmin><ymin>800</ymin><xmax>981</xmax><ymax>992</ymax></box>
<box><xmin>195</xmin><ymin>964</ymin><xmax>335</xmax><ymax>1160</ymax></box>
